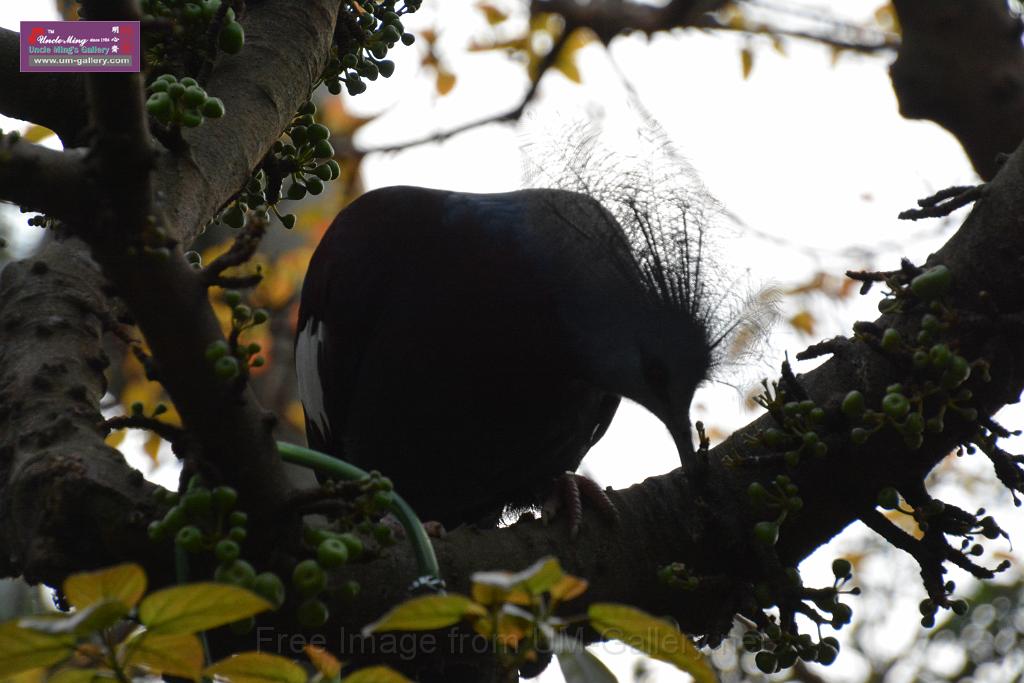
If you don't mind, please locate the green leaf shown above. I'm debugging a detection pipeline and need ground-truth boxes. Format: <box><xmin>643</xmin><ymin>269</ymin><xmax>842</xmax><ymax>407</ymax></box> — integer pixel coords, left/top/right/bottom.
<box><xmin>556</xmin><ymin>649</ymin><xmax>618</xmax><ymax>683</ymax></box>
<box><xmin>63</xmin><ymin>563</ymin><xmax>146</xmax><ymax>610</ymax></box>
<box><xmin>139</xmin><ymin>583</ymin><xmax>271</xmax><ymax>635</ymax></box>
<box><xmin>203</xmin><ymin>652</ymin><xmax>306</xmax><ymax>683</ymax></box>
<box><xmin>121</xmin><ymin>631</ymin><xmax>204</xmax><ymax>680</ymax></box>
<box><xmin>19</xmin><ymin>600</ymin><xmax>128</xmax><ymax>637</ymax></box>
<box><xmin>588</xmin><ymin>604</ymin><xmax>716</xmax><ymax>683</ymax></box>
<box><xmin>0</xmin><ymin>621</ymin><xmax>75</xmax><ymax>677</ymax></box>
<box><xmin>341</xmin><ymin>666</ymin><xmax>414</xmax><ymax>683</ymax></box>
<box><xmin>362</xmin><ymin>595</ymin><xmax>485</xmax><ymax>635</ymax></box>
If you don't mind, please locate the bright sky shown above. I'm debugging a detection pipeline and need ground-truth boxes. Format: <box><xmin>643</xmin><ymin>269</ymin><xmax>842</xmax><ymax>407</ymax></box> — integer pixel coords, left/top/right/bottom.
<box><xmin>2</xmin><ymin>3</ymin><xmax>1015</xmax><ymax>682</ymax></box>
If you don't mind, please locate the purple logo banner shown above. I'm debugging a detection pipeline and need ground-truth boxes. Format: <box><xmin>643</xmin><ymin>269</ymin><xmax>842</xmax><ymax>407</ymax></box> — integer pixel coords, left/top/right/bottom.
<box><xmin>21</xmin><ymin>21</ymin><xmax>140</xmax><ymax>73</ymax></box>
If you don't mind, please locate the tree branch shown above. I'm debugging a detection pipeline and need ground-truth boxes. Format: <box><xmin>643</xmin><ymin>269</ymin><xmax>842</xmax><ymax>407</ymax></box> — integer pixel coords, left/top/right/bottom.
<box><xmin>890</xmin><ymin>0</ymin><xmax>1024</xmax><ymax>179</ymax></box>
<box><xmin>0</xmin><ymin>28</ymin><xmax>89</xmax><ymax>145</ymax></box>
<box><xmin>0</xmin><ymin>138</ymin><xmax>89</xmax><ymax>223</ymax></box>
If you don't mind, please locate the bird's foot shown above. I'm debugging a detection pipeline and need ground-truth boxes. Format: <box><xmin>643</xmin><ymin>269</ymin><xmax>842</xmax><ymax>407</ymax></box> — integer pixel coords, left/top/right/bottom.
<box><xmin>542</xmin><ymin>472</ymin><xmax>619</xmax><ymax>538</ymax></box>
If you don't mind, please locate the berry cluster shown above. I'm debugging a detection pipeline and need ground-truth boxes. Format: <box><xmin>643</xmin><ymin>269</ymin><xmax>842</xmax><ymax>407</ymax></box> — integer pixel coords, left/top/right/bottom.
<box><xmin>323</xmin><ymin>0</ymin><xmax>421</xmax><ymax>95</ymax></box>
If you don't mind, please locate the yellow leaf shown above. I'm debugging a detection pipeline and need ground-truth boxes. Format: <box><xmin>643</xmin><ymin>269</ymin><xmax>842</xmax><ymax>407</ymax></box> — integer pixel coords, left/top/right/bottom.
<box><xmin>341</xmin><ymin>666</ymin><xmax>413</xmax><ymax>683</ymax></box>
<box><xmin>435</xmin><ymin>71</ymin><xmax>456</xmax><ymax>96</ymax></box>
<box><xmin>549</xmin><ymin>575</ymin><xmax>588</xmax><ymax>606</ymax></box>
<box><xmin>362</xmin><ymin>595</ymin><xmax>485</xmax><ymax>635</ymax></box>
<box><xmin>874</xmin><ymin>2</ymin><xmax>900</xmax><ymax>32</ymax></box>
<box><xmin>122</xmin><ymin>632</ymin><xmax>204</xmax><ymax>680</ymax></box>
<box><xmin>63</xmin><ymin>563</ymin><xmax>147</xmax><ymax>611</ymax></box>
<box><xmin>788</xmin><ymin>311</ymin><xmax>816</xmax><ymax>336</ymax></box>
<box><xmin>471</xmin><ymin>557</ymin><xmax>566</xmax><ymax>607</ymax></box>
<box><xmin>203</xmin><ymin>652</ymin><xmax>306</xmax><ymax>683</ymax></box>
<box><xmin>588</xmin><ymin>604</ymin><xmax>716</xmax><ymax>683</ymax></box>
<box><xmin>143</xmin><ymin>432</ymin><xmax>162</xmax><ymax>464</ymax></box>
<box><xmin>139</xmin><ymin>584</ymin><xmax>271</xmax><ymax>635</ymax></box>
<box><xmin>304</xmin><ymin>645</ymin><xmax>341</xmax><ymax>679</ymax></box>
<box><xmin>740</xmin><ymin>47</ymin><xmax>754</xmax><ymax>79</ymax></box>
<box><xmin>0</xmin><ymin>667</ymin><xmax>45</xmax><ymax>683</ymax></box>
<box><xmin>21</xmin><ymin>125</ymin><xmax>54</xmax><ymax>144</ymax></box>
<box><xmin>553</xmin><ymin>28</ymin><xmax>593</xmax><ymax>84</ymax></box>
<box><xmin>0</xmin><ymin>622</ymin><xmax>74</xmax><ymax>677</ymax></box>
<box><xmin>104</xmin><ymin>430</ymin><xmax>126</xmax><ymax>449</ymax></box>
<box><xmin>477</xmin><ymin>3</ymin><xmax>508</xmax><ymax>25</ymax></box>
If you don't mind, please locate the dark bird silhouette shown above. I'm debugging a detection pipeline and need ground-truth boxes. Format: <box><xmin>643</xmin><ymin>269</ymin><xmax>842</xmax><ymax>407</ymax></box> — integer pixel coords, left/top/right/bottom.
<box><xmin>296</xmin><ymin>170</ymin><xmax>765</xmax><ymax>529</ymax></box>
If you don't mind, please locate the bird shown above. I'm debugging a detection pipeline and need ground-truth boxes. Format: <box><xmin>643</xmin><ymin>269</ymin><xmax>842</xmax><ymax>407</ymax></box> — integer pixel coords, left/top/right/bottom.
<box><xmin>295</xmin><ymin>180</ymin><xmax>760</xmax><ymax>529</ymax></box>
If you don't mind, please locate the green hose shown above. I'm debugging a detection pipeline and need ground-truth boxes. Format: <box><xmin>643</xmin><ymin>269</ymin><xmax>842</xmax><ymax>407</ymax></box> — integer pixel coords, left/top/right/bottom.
<box><xmin>275</xmin><ymin>441</ymin><xmax>441</xmax><ymax>583</ymax></box>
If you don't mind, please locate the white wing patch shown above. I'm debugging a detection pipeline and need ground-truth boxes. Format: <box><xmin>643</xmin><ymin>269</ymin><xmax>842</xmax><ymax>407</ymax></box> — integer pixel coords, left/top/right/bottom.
<box><xmin>296</xmin><ymin>317</ymin><xmax>330</xmax><ymax>442</ymax></box>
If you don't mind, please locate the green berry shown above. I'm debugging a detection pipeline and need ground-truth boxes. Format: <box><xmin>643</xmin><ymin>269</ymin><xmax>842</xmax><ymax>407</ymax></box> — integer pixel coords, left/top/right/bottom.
<box><xmin>167</xmin><ymin>82</ymin><xmax>185</xmax><ymax>99</ymax></box>
<box><xmin>292</xmin><ymin>559</ymin><xmax>327</xmax><ymax>596</ymax></box>
<box><xmin>881</xmin><ymin>327</ymin><xmax>901</xmax><ymax>351</ymax></box>
<box><xmin>289</xmin><ymin>126</ymin><xmax>307</xmax><ymax>146</ymax></box>
<box><xmin>882</xmin><ymin>392</ymin><xmax>910</xmax><ymax>419</ymax></box>
<box><xmin>841</xmin><ymin>390</ymin><xmax>865</xmax><ymax>419</ymax></box>
<box><xmin>146</xmin><ymin>92</ymin><xmax>173</xmax><ymax>120</ymax></box>
<box><xmin>202</xmin><ymin>97</ymin><xmax>225</xmax><ymax>118</ymax></box>
<box><xmin>215</xmin><ymin>559</ymin><xmax>256</xmax><ymax>586</ymax></box>
<box><xmin>326</xmin><ymin>159</ymin><xmax>341</xmax><ymax>180</ymax></box>
<box><xmin>287</xmin><ymin>182</ymin><xmax>307</xmax><ymax>200</ymax></box>
<box><xmin>929</xmin><ymin>343</ymin><xmax>951</xmax><ymax>368</ymax></box>
<box><xmin>175</xmin><ymin>525</ymin><xmax>203</xmax><ymax>552</ymax></box>
<box><xmin>214</xmin><ymin>355</ymin><xmax>239</xmax><ymax>379</ymax></box>
<box><xmin>228</xmin><ymin>510</ymin><xmax>248</xmax><ymax>527</ymax></box>
<box><xmin>762</xmin><ymin>428</ymin><xmax>787</xmax><ymax>448</ymax></box>
<box><xmin>147</xmin><ymin>520</ymin><xmax>166</xmax><ymax>540</ymax></box>
<box><xmin>377</xmin><ymin>59</ymin><xmax>395</xmax><ymax>78</ymax></box>
<box><xmin>951</xmin><ymin>600</ymin><xmax>968</xmax><ymax>615</ymax></box>
<box><xmin>753</xmin><ymin>521</ymin><xmax>779</xmax><ymax>546</ymax></box>
<box><xmin>161</xmin><ymin>505</ymin><xmax>187</xmax><ymax>532</ymax></box>
<box><xmin>313</xmin><ymin>163</ymin><xmax>334</xmax><ymax>181</ymax></box>
<box><xmin>910</xmin><ymin>265</ymin><xmax>952</xmax><ymax>300</ymax></box>
<box><xmin>212</xmin><ymin>485</ymin><xmax>238</xmax><ymax>511</ymax></box>
<box><xmin>182</xmin><ymin>489</ymin><xmax>212</xmax><ymax>518</ymax></box>
<box><xmin>850</xmin><ymin>427</ymin><xmax>869</xmax><ymax>445</ymax></box>
<box><xmin>741</xmin><ymin>631</ymin><xmax>762</xmax><ymax>653</ymax></box>
<box><xmin>401</xmin><ymin>33</ymin><xmax>415</xmax><ymax>46</ymax></box>
<box><xmin>205</xmin><ymin>340</ymin><xmax>229</xmax><ymax>361</ymax></box>
<box><xmin>306</xmin><ymin>178</ymin><xmax>324</xmax><ymax>195</ymax></box>
<box><xmin>337</xmin><ymin>533</ymin><xmax>364</xmax><ymax>560</ymax></box>
<box><xmin>296</xmin><ymin>598</ymin><xmax>329</xmax><ymax>629</ymax></box>
<box><xmin>941</xmin><ymin>355</ymin><xmax>971</xmax><ymax>389</ymax></box>
<box><xmin>280</xmin><ymin>213</ymin><xmax>296</xmax><ymax>229</ymax></box>
<box><xmin>817</xmin><ymin>644</ymin><xmax>838</xmax><ymax>665</ymax></box>
<box><xmin>306</xmin><ymin>123</ymin><xmax>330</xmax><ymax>142</ymax></box>
<box><xmin>831</xmin><ymin>558</ymin><xmax>852</xmax><ymax>579</ymax></box>
<box><xmin>252</xmin><ymin>572</ymin><xmax>286</xmax><ymax>608</ymax></box>
<box><xmin>755</xmin><ymin>651</ymin><xmax>777</xmax><ymax>674</ymax></box>
<box><xmin>228</xmin><ymin>526</ymin><xmax>247</xmax><ymax>541</ymax></box>
<box><xmin>182</xmin><ymin>85</ymin><xmax>207</xmax><ymax>107</ymax></box>
<box><xmin>215</xmin><ymin>539</ymin><xmax>240</xmax><ymax>562</ymax></box>
<box><xmin>831</xmin><ymin>603</ymin><xmax>852</xmax><ymax>626</ymax></box>
<box><xmin>747</xmin><ymin>482</ymin><xmax>768</xmax><ymax>504</ymax></box>
<box><xmin>298</xmin><ymin>101</ymin><xmax>317</xmax><ymax>116</ymax></box>
<box><xmin>218</xmin><ymin>20</ymin><xmax>245</xmax><ymax>54</ymax></box>
<box><xmin>180</xmin><ymin>110</ymin><xmax>204</xmax><ymax>128</ymax></box>
<box><xmin>317</xmin><ymin>538</ymin><xmax>349</xmax><ymax>568</ymax></box>
<box><xmin>313</xmin><ymin>139</ymin><xmax>335</xmax><ymax>159</ymax></box>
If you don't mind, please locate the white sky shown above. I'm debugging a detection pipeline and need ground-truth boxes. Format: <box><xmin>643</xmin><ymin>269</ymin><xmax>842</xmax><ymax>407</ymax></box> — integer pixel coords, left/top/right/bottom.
<box><xmin>2</xmin><ymin>3</ymin><xmax>1017</xmax><ymax>682</ymax></box>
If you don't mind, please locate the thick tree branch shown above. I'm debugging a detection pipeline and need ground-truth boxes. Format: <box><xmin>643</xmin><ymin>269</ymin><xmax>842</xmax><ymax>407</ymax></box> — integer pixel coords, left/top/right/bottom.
<box><xmin>890</xmin><ymin>0</ymin><xmax>1024</xmax><ymax>179</ymax></box>
<box><xmin>0</xmin><ymin>240</ymin><xmax>164</xmax><ymax>587</ymax></box>
<box><xmin>0</xmin><ymin>140</ymin><xmax>89</xmax><ymax>223</ymax></box>
<box><xmin>0</xmin><ymin>28</ymin><xmax>89</xmax><ymax>145</ymax></box>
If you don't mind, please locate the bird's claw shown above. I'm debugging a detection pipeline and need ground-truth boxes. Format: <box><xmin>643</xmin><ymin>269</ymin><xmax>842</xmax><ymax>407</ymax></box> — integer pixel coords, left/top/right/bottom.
<box><xmin>542</xmin><ymin>471</ymin><xmax>619</xmax><ymax>538</ymax></box>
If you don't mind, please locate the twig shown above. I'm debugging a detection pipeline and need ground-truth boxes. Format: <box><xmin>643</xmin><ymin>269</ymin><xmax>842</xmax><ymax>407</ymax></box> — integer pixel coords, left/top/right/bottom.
<box><xmin>899</xmin><ymin>184</ymin><xmax>986</xmax><ymax>220</ymax></box>
<box><xmin>356</xmin><ymin>27</ymin><xmax>573</xmax><ymax>155</ymax></box>
<box><xmin>103</xmin><ymin>414</ymin><xmax>185</xmax><ymax>444</ymax></box>
<box><xmin>201</xmin><ymin>217</ymin><xmax>266</xmax><ymax>288</ymax></box>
